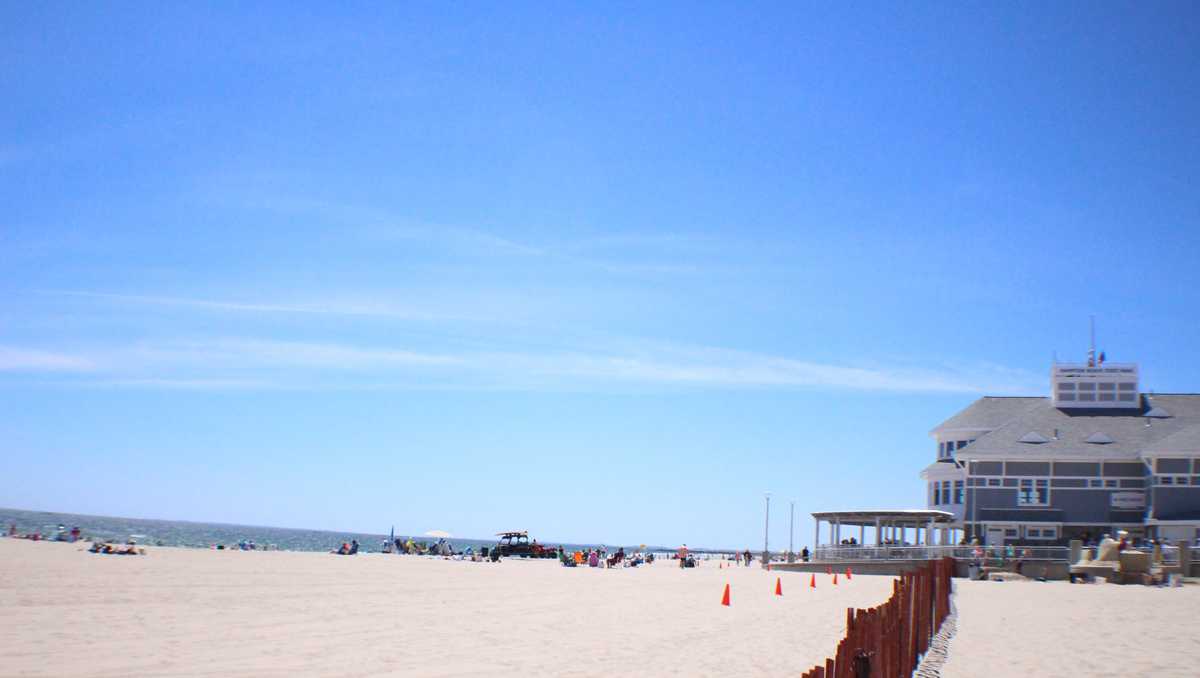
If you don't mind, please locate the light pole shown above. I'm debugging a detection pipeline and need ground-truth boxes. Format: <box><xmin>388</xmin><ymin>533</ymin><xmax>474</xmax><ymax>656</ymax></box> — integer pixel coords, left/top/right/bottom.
<box><xmin>789</xmin><ymin>499</ymin><xmax>795</xmax><ymax>561</ymax></box>
<box><xmin>763</xmin><ymin>492</ymin><xmax>771</xmax><ymax>566</ymax></box>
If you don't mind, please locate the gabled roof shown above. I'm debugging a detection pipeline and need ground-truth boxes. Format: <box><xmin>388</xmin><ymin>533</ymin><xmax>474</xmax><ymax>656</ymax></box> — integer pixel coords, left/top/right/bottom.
<box><xmin>930</xmin><ymin>397</ymin><xmax>1044</xmax><ymax>435</ymax></box>
<box><xmin>952</xmin><ymin>395</ymin><xmax>1200</xmax><ymax>461</ymax></box>
<box><xmin>1141</xmin><ymin>425</ymin><xmax>1200</xmax><ymax>455</ymax></box>
<box><xmin>919</xmin><ymin>461</ymin><xmax>965</xmax><ymax>480</ymax></box>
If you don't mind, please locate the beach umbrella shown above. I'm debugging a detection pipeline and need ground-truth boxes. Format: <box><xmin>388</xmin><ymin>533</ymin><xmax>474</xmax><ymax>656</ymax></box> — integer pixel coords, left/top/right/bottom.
<box><xmin>424</xmin><ymin>530</ymin><xmax>453</xmax><ymax>538</ymax></box>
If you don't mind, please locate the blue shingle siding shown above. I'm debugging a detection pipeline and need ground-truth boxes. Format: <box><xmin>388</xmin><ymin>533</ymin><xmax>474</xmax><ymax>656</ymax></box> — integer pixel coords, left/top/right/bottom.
<box><xmin>1103</xmin><ymin>462</ymin><xmax>1145</xmax><ymax>477</ymax></box>
<box><xmin>1156</xmin><ymin>458</ymin><xmax>1191</xmax><ymax>474</ymax></box>
<box><xmin>1154</xmin><ymin>487</ymin><xmax>1200</xmax><ymax>520</ymax></box>
<box><xmin>966</xmin><ymin>488</ymin><xmax>1014</xmax><ymax>515</ymax></box>
<box><xmin>978</xmin><ymin>508</ymin><xmax>1064</xmax><ymax>522</ymax></box>
<box><xmin>1052</xmin><ymin>478</ymin><xmax>1087</xmax><ymax>488</ymax></box>
<box><xmin>1052</xmin><ymin>489</ymin><xmax>1123</xmax><ymax>523</ymax></box>
<box><xmin>1110</xmin><ymin>510</ymin><xmax>1147</xmax><ymax>523</ymax></box>
<box><xmin>1053</xmin><ymin>462</ymin><xmax>1100</xmax><ymax>476</ymax></box>
<box><xmin>1006</xmin><ymin>461</ymin><xmax>1051</xmax><ymax>476</ymax></box>
<box><xmin>971</xmin><ymin>461</ymin><xmax>1003</xmax><ymax>475</ymax></box>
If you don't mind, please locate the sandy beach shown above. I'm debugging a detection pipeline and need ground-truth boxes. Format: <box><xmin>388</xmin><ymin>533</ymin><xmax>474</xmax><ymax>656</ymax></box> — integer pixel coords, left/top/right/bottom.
<box><xmin>941</xmin><ymin>578</ymin><xmax>1200</xmax><ymax>678</ymax></box>
<box><xmin>1</xmin><ymin>539</ymin><xmax>892</xmax><ymax>677</ymax></box>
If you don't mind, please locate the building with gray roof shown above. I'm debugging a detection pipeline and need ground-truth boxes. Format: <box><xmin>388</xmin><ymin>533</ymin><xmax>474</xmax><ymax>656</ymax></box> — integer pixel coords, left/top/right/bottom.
<box><xmin>921</xmin><ymin>357</ymin><xmax>1200</xmax><ymax>546</ymax></box>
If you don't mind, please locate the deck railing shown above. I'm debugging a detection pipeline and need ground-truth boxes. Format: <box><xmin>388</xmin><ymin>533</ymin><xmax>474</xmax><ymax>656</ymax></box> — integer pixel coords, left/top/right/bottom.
<box><xmin>800</xmin><ymin>557</ymin><xmax>954</xmax><ymax>678</ymax></box>
<box><xmin>813</xmin><ymin>545</ymin><xmax>1069</xmax><ymax>562</ymax></box>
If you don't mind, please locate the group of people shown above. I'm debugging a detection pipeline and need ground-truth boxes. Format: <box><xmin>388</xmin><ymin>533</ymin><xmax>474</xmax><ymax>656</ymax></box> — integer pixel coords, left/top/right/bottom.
<box><xmin>381</xmin><ymin>536</ymin><xmax>456</xmax><ymax>556</ymax></box>
<box><xmin>6</xmin><ymin>523</ymin><xmax>82</xmax><ymax>542</ymax></box>
<box><xmin>559</xmin><ymin>545</ymin><xmax>652</xmax><ymax>568</ymax></box>
<box><xmin>88</xmin><ymin>540</ymin><xmax>144</xmax><ymax>555</ymax></box>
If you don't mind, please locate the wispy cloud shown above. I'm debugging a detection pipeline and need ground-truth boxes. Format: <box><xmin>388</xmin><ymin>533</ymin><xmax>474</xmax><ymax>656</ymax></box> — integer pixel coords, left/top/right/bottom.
<box><xmin>202</xmin><ymin>183</ymin><xmax>710</xmax><ymax>273</ymax></box>
<box><xmin>0</xmin><ymin>346</ymin><xmax>94</xmax><ymax>371</ymax></box>
<box><xmin>367</xmin><ymin>224</ymin><xmax>545</xmax><ymax>257</ymax></box>
<box><xmin>1</xmin><ymin>337</ymin><xmax>1040</xmax><ymax>395</ymax></box>
<box><xmin>41</xmin><ymin>291</ymin><xmax>456</xmax><ymax>322</ymax></box>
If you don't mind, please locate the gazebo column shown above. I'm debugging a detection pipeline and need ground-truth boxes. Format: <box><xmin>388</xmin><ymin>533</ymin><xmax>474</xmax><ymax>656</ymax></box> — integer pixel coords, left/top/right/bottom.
<box><xmin>874</xmin><ymin>517</ymin><xmax>881</xmax><ymax>546</ymax></box>
<box><xmin>859</xmin><ymin>524</ymin><xmax>865</xmax><ymax>544</ymax></box>
<box><xmin>814</xmin><ymin>518</ymin><xmax>820</xmax><ymax>551</ymax></box>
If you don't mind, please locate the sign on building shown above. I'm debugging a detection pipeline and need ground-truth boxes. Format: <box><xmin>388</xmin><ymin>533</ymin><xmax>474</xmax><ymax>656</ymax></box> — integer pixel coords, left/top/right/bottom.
<box><xmin>1110</xmin><ymin>491</ymin><xmax>1145</xmax><ymax>509</ymax></box>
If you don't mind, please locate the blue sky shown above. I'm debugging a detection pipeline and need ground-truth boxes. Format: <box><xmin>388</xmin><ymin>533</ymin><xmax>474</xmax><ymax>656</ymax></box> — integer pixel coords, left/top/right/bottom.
<box><xmin>2</xmin><ymin>3</ymin><xmax>1198</xmax><ymax>548</ymax></box>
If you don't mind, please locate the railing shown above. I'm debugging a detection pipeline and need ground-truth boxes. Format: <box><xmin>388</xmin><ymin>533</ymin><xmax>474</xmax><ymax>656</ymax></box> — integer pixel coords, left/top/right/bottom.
<box><xmin>814</xmin><ymin>545</ymin><xmax>1069</xmax><ymax>562</ymax></box>
<box><xmin>800</xmin><ymin>557</ymin><xmax>954</xmax><ymax>678</ymax></box>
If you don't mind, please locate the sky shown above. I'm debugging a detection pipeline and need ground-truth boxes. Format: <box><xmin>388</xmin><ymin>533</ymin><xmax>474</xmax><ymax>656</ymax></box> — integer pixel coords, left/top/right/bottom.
<box><xmin>2</xmin><ymin>3</ymin><xmax>1199</xmax><ymax>549</ymax></box>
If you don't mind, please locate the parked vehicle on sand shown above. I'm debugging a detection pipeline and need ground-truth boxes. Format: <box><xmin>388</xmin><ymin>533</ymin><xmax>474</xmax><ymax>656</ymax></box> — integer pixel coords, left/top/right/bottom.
<box><xmin>493</xmin><ymin>531</ymin><xmax>556</xmax><ymax>558</ymax></box>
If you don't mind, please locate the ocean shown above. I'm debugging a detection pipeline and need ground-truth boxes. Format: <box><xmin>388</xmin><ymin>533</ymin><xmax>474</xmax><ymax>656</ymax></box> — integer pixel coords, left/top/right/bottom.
<box><xmin>0</xmin><ymin>506</ymin><xmax>674</xmax><ymax>554</ymax></box>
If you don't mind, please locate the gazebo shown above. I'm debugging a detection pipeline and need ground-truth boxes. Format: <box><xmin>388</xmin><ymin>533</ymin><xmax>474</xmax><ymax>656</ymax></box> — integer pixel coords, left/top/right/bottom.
<box><xmin>812</xmin><ymin>509</ymin><xmax>958</xmax><ymax>550</ymax></box>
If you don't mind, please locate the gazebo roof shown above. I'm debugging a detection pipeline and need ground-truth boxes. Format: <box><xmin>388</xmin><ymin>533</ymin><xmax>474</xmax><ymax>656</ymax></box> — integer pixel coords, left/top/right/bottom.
<box><xmin>810</xmin><ymin>509</ymin><xmax>954</xmax><ymax>527</ymax></box>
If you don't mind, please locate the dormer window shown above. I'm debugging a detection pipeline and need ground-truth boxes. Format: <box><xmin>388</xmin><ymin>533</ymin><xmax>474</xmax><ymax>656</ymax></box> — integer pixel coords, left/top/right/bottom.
<box><xmin>1085</xmin><ymin>432</ymin><xmax>1114</xmax><ymax>444</ymax></box>
<box><xmin>938</xmin><ymin>439</ymin><xmax>975</xmax><ymax>460</ymax></box>
<box><xmin>1019</xmin><ymin>431</ymin><xmax>1050</xmax><ymax>444</ymax></box>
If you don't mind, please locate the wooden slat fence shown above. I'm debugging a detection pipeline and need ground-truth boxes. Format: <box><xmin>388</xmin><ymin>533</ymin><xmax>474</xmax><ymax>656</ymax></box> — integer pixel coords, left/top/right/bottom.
<box><xmin>800</xmin><ymin>557</ymin><xmax>953</xmax><ymax>678</ymax></box>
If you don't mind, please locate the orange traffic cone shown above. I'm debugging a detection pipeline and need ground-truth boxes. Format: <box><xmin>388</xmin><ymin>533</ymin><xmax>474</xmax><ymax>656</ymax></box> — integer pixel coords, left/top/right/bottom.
<box><xmin>833</xmin><ymin>573</ymin><xmax>838</xmax><ymax>585</ymax></box>
<box><xmin>845</xmin><ymin>567</ymin><xmax>852</xmax><ymax>580</ymax></box>
<box><xmin>775</xmin><ymin>577</ymin><xmax>783</xmax><ymax>596</ymax></box>
<box><xmin>721</xmin><ymin>584</ymin><xmax>731</xmax><ymax>607</ymax></box>
<box><xmin>809</xmin><ymin>573</ymin><xmax>816</xmax><ymax>589</ymax></box>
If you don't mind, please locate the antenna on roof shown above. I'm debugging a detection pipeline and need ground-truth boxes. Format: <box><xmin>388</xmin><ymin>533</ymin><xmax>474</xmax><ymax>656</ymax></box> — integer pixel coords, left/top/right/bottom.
<box><xmin>1087</xmin><ymin>316</ymin><xmax>1096</xmax><ymax>367</ymax></box>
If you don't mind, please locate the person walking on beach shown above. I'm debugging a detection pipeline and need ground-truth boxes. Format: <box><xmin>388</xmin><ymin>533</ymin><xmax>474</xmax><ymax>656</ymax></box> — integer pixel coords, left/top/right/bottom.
<box><xmin>678</xmin><ymin>544</ymin><xmax>688</xmax><ymax>569</ymax></box>
<box><xmin>743</xmin><ymin>549</ymin><xmax>752</xmax><ymax>566</ymax></box>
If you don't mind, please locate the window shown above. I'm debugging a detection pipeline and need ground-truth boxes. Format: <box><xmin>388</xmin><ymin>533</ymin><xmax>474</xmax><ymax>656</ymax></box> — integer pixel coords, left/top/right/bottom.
<box><xmin>987</xmin><ymin>478</ymin><xmax>1001</xmax><ymax>487</ymax></box>
<box><xmin>1059</xmin><ymin>393</ymin><xmax>1077</xmax><ymax>401</ymax></box>
<box><xmin>940</xmin><ymin>481</ymin><xmax>951</xmax><ymax>505</ymax></box>
<box><xmin>1004</xmin><ymin>528</ymin><xmax>1018</xmax><ymax>538</ymax></box>
<box><xmin>1079</xmin><ymin>392</ymin><xmax>1096</xmax><ymax>402</ymax></box>
<box><xmin>1098</xmin><ymin>382</ymin><xmax>1115</xmax><ymax>391</ymax></box>
<box><xmin>1118</xmin><ymin>393</ymin><xmax>1136</xmax><ymax>402</ymax></box>
<box><xmin>1162</xmin><ymin>476</ymin><xmax>1174</xmax><ymax>486</ymax></box>
<box><xmin>1178</xmin><ymin>476</ymin><xmax>1190</xmax><ymax>485</ymax></box>
<box><xmin>1088</xmin><ymin>479</ymin><xmax>1103</xmax><ymax>488</ymax></box>
<box><xmin>938</xmin><ymin>442</ymin><xmax>951</xmax><ymax>460</ymax></box>
<box><xmin>929</xmin><ymin>482</ymin><xmax>937</xmax><ymax>505</ymax></box>
<box><xmin>1017</xmin><ymin>478</ymin><xmax>1050</xmax><ymax>506</ymax></box>
<box><xmin>1078</xmin><ymin>382</ymin><xmax>1096</xmax><ymax>390</ymax></box>
<box><xmin>1057</xmin><ymin>383</ymin><xmax>1076</xmax><ymax>391</ymax></box>
<box><xmin>1105</xmin><ymin>479</ymin><xmax>1118</xmax><ymax>488</ymax></box>
<box><xmin>1026</xmin><ymin>526</ymin><xmax>1057</xmax><ymax>540</ymax></box>
<box><xmin>1118</xmin><ymin>382</ymin><xmax>1136</xmax><ymax>391</ymax></box>
<box><xmin>954</xmin><ymin>480</ymin><xmax>964</xmax><ymax>505</ymax></box>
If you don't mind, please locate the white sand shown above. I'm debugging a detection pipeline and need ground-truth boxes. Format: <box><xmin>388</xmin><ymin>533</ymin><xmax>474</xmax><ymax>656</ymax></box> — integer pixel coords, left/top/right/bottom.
<box><xmin>1</xmin><ymin>539</ymin><xmax>890</xmax><ymax>677</ymax></box>
<box><xmin>941</xmin><ymin>579</ymin><xmax>1200</xmax><ymax>678</ymax></box>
